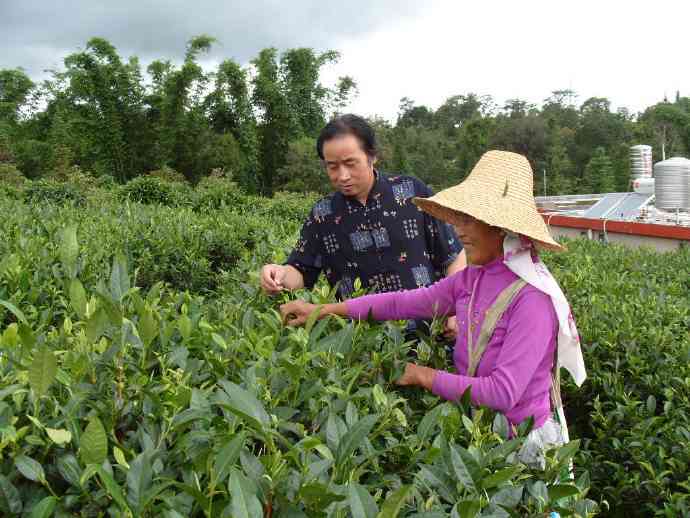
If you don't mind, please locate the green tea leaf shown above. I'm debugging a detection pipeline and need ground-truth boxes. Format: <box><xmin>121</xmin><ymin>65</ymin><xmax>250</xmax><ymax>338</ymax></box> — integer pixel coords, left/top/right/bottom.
<box><xmin>548</xmin><ymin>484</ymin><xmax>581</xmax><ymax>501</ymax></box>
<box><xmin>46</xmin><ymin>427</ymin><xmax>72</xmax><ymax>445</ymax></box>
<box><xmin>298</xmin><ymin>481</ymin><xmax>345</xmax><ymax>508</ymax></box>
<box><xmin>15</xmin><ymin>454</ymin><xmax>45</xmax><ymax>482</ymax></box>
<box><xmin>0</xmin><ymin>299</ymin><xmax>28</xmax><ymax>324</ymax></box>
<box><xmin>528</xmin><ymin>481</ymin><xmax>548</xmax><ymax>506</ymax></box>
<box><xmin>229</xmin><ymin>468</ymin><xmax>262</xmax><ymax>518</ymax></box>
<box><xmin>336</xmin><ymin>414</ymin><xmax>378</xmax><ymax>464</ymax></box>
<box><xmin>57</xmin><ymin>454</ymin><xmax>82</xmax><ymax>487</ymax></box>
<box><xmin>110</xmin><ymin>252</ymin><xmax>130</xmax><ymax>301</ymax></box>
<box><xmin>0</xmin><ymin>474</ymin><xmax>22</xmax><ymax>514</ymax></box>
<box><xmin>452</xmin><ymin>500</ymin><xmax>481</xmax><ymax>518</ymax></box>
<box><xmin>28</xmin><ymin>348</ymin><xmax>57</xmax><ymax>397</ymax></box>
<box><xmin>490</xmin><ymin>486</ymin><xmax>523</xmax><ymax>509</ymax></box>
<box><xmin>481</xmin><ymin>466</ymin><xmax>521</xmax><ymax>489</ymax></box>
<box><xmin>376</xmin><ymin>485</ymin><xmax>411</xmax><ymax>518</ymax></box>
<box><xmin>417</xmin><ymin>404</ymin><xmax>444</xmax><ymax>443</ymax></box>
<box><xmin>492</xmin><ymin>413</ymin><xmax>510</xmax><ymax>440</ymax></box>
<box><xmin>217</xmin><ymin>380</ymin><xmax>270</xmax><ymax>429</ymax></box>
<box><xmin>127</xmin><ymin>451</ymin><xmax>154</xmax><ymax>513</ymax></box>
<box><xmin>348</xmin><ymin>482</ymin><xmax>378</xmax><ymax>518</ymax></box>
<box><xmin>212</xmin><ymin>433</ymin><xmax>246</xmax><ymax>487</ymax></box>
<box><xmin>555</xmin><ymin>439</ymin><xmax>580</xmax><ymax>463</ymax></box>
<box><xmin>97</xmin><ymin>467</ymin><xmax>131</xmax><ymax>513</ymax></box>
<box><xmin>450</xmin><ymin>445</ymin><xmax>477</xmax><ymax>492</ymax></box>
<box><xmin>69</xmin><ymin>278</ymin><xmax>87</xmax><ymax>319</ymax></box>
<box><xmin>80</xmin><ymin>417</ymin><xmax>108</xmax><ymax>465</ymax></box>
<box><xmin>59</xmin><ymin>225</ymin><xmax>79</xmax><ymax>278</ymax></box>
<box><xmin>29</xmin><ymin>496</ymin><xmax>56</xmax><ymax>518</ymax></box>
<box><xmin>178</xmin><ymin>314</ymin><xmax>192</xmax><ymax>340</ymax></box>
<box><xmin>113</xmin><ymin>446</ymin><xmax>129</xmax><ymax>469</ymax></box>
<box><xmin>139</xmin><ymin>306</ymin><xmax>158</xmax><ymax>346</ymax></box>
<box><xmin>86</xmin><ymin>306</ymin><xmax>109</xmax><ymax>343</ymax></box>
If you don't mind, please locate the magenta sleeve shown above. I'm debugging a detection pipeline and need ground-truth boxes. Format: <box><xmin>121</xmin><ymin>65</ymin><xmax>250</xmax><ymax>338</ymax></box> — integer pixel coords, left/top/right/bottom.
<box><xmin>431</xmin><ymin>289</ymin><xmax>557</xmax><ymax>412</ymax></box>
<box><xmin>345</xmin><ymin>274</ymin><xmax>459</xmax><ymax>321</ymax></box>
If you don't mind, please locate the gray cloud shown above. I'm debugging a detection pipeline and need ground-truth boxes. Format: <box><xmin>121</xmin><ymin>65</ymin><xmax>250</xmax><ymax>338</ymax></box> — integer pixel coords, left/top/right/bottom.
<box><xmin>0</xmin><ymin>0</ymin><xmax>425</xmax><ymax>79</ymax></box>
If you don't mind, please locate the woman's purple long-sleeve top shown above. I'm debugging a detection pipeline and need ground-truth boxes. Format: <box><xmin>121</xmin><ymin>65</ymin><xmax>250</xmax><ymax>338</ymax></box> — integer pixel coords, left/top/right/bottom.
<box><xmin>346</xmin><ymin>257</ymin><xmax>558</xmax><ymax>428</ymax></box>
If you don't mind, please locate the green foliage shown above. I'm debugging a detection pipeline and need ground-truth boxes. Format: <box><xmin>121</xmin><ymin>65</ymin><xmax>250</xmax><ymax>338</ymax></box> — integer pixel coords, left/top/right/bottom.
<box><xmin>0</xmin><ymin>163</ymin><xmax>26</xmax><ymax>186</ymax></box>
<box><xmin>275</xmin><ymin>136</ymin><xmax>330</xmax><ymax>194</ymax></box>
<box><xmin>24</xmin><ymin>179</ymin><xmax>86</xmax><ymax>205</ymax></box>
<box><xmin>0</xmin><ymin>184</ymin><xmax>604</xmax><ymax>516</ymax></box>
<box><xmin>544</xmin><ymin>240</ymin><xmax>690</xmax><ymax>516</ymax></box>
<box><xmin>120</xmin><ymin>176</ymin><xmax>179</xmax><ymax>205</ymax></box>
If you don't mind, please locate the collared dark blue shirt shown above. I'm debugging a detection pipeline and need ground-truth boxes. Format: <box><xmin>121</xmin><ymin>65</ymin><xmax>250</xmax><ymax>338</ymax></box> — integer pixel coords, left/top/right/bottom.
<box><xmin>286</xmin><ymin>171</ymin><xmax>463</xmax><ymax>298</ymax></box>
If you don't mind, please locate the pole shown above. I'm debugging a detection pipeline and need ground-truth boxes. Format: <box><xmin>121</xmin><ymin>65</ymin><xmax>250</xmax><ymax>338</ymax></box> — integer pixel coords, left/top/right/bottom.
<box><xmin>543</xmin><ymin>169</ymin><xmax>547</xmax><ymax>196</ymax></box>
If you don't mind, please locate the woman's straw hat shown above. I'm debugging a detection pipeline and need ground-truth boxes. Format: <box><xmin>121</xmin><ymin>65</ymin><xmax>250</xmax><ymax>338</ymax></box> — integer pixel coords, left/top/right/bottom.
<box><xmin>413</xmin><ymin>150</ymin><xmax>564</xmax><ymax>251</ymax></box>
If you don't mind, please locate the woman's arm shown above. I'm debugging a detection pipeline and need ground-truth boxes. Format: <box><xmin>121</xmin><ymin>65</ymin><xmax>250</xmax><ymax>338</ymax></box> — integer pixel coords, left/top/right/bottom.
<box><xmin>430</xmin><ymin>290</ymin><xmax>557</xmax><ymax>412</ymax></box>
<box><xmin>345</xmin><ymin>274</ymin><xmax>458</xmax><ymax>322</ymax></box>
<box><xmin>281</xmin><ymin>273</ymin><xmax>460</xmax><ymax>327</ymax></box>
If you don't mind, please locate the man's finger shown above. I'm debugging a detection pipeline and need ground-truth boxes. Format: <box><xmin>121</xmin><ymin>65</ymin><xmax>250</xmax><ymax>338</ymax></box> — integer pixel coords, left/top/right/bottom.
<box><xmin>286</xmin><ymin>315</ymin><xmax>304</xmax><ymax>327</ymax></box>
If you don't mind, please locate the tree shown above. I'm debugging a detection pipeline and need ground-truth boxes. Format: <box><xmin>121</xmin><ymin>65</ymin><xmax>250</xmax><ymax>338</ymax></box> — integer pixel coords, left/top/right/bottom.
<box><xmin>0</xmin><ymin>69</ymin><xmax>34</xmax><ymax>125</ymax></box>
<box><xmin>397</xmin><ymin>97</ymin><xmax>434</xmax><ymax>129</ymax></box>
<box><xmin>545</xmin><ymin>127</ymin><xmax>575</xmax><ymax>195</ymax></box>
<box><xmin>434</xmin><ymin>93</ymin><xmax>493</xmax><ymax>135</ymax></box>
<box><xmin>61</xmin><ymin>37</ymin><xmax>147</xmax><ymax>181</ymax></box>
<box><xmin>205</xmin><ymin>59</ymin><xmax>259</xmax><ymax>191</ymax></box>
<box><xmin>583</xmin><ymin>147</ymin><xmax>616</xmax><ymax>194</ymax></box>
<box><xmin>252</xmin><ymin>47</ymin><xmax>354</xmax><ymax>196</ymax></box>
<box><xmin>275</xmin><ymin>136</ymin><xmax>329</xmax><ymax>193</ymax></box>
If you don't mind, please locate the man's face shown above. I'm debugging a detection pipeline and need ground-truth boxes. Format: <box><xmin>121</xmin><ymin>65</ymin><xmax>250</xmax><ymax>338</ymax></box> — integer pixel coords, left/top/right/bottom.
<box><xmin>322</xmin><ymin>134</ymin><xmax>376</xmax><ymax>199</ymax></box>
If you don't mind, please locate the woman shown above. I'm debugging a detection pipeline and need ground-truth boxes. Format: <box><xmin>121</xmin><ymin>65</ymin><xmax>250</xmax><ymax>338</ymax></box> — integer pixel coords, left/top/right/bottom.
<box><xmin>280</xmin><ymin>150</ymin><xmax>586</xmax><ymax>467</ymax></box>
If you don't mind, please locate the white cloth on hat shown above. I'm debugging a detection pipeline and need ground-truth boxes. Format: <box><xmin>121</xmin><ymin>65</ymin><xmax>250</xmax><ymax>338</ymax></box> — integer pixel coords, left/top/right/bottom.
<box><xmin>502</xmin><ymin>232</ymin><xmax>587</xmax><ymax>387</ymax></box>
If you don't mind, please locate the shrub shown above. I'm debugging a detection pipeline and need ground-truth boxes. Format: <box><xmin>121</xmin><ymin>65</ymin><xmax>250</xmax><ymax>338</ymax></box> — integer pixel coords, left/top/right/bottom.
<box><xmin>147</xmin><ymin>165</ymin><xmax>187</xmax><ymax>183</ymax></box>
<box><xmin>120</xmin><ymin>175</ymin><xmax>178</xmax><ymax>205</ymax></box>
<box><xmin>23</xmin><ymin>179</ymin><xmax>86</xmax><ymax>205</ymax></box>
<box><xmin>0</xmin><ymin>163</ymin><xmax>25</xmax><ymax>187</ymax></box>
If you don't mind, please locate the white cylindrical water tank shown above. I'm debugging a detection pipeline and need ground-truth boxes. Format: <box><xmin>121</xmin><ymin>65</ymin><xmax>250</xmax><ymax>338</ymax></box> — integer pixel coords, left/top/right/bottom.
<box><xmin>654</xmin><ymin>157</ymin><xmax>690</xmax><ymax>210</ymax></box>
<box><xmin>632</xmin><ymin>177</ymin><xmax>655</xmax><ymax>195</ymax></box>
<box><xmin>630</xmin><ymin>144</ymin><xmax>653</xmax><ymax>180</ymax></box>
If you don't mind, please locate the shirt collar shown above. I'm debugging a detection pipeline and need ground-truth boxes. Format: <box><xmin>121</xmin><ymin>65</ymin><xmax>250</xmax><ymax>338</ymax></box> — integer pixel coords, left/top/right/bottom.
<box><xmin>471</xmin><ymin>255</ymin><xmax>508</xmax><ymax>275</ymax></box>
<box><xmin>341</xmin><ymin>169</ymin><xmax>383</xmax><ymax>209</ymax></box>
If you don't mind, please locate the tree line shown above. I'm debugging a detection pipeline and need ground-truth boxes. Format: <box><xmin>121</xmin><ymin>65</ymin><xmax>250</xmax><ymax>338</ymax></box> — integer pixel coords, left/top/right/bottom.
<box><xmin>2</xmin><ymin>36</ymin><xmax>690</xmax><ymax>196</ymax></box>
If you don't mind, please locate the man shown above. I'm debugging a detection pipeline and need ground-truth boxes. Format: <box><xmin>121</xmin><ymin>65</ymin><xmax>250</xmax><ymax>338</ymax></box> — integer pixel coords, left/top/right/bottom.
<box><xmin>260</xmin><ymin>114</ymin><xmax>466</xmax><ymax>336</ymax></box>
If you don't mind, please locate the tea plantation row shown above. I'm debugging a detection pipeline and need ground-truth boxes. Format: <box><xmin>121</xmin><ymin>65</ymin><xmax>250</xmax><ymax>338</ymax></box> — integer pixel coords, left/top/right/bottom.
<box><xmin>0</xmin><ymin>179</ymin><xmax>688</xmax><ymax>517</ymax></box>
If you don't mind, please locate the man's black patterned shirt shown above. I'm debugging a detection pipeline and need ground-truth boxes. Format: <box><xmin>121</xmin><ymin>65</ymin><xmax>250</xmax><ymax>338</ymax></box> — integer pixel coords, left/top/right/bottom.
<box><xmin>286</xmin><ymin>171</ymin><xmax>463</xmax><ymax>298</ymax></box>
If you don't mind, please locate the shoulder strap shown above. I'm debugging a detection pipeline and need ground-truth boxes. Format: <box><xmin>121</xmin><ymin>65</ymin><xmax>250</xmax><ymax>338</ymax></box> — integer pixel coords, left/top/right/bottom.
<box><xmin>466</xmin><ymin>278</ymin><xmax>527</xmax><ymax>377</ymax></box>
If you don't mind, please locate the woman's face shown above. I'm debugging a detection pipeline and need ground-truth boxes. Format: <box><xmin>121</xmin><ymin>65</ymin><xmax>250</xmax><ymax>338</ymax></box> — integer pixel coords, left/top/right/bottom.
<box><xmin>452</xmin><ymin>213</ymin><xmax>505</xmax><ymax>265</ymax></box>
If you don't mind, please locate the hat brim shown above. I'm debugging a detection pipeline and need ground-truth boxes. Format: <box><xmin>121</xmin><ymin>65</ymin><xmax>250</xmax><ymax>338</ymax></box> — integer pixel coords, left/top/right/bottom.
<box><xmin>413</xmin><ymin>193</ymin><xmax>566</xmax><ymax>252</ymax></box>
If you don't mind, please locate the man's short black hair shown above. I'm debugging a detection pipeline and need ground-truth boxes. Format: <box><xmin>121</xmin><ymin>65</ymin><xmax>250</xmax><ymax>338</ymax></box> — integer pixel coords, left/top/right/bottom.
<box><xmin>316</xmin><ymin>114</ymin><xmax>377</xmax><ymax>160</ymax></box>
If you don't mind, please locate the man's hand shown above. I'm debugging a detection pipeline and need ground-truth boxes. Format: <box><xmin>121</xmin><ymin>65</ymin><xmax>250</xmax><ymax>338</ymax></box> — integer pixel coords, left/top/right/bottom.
<box><xmin>395</xmin><ymin>362</ymin><xmax>437</xmax><ymax>391</ymax></box>
<box><xmin>261</xmin><ymin>264</ymin><xmax>287</xmax><ymax>295</ymax></box>
<box><xmin>444</xmin><ymin>315</ymin><xmax>458</xmax><ymax>340</ymax></box>
<box><xmin>280</xmin><ymin>300</ymin><xmax>319</xmax><ymax>327</ymax></box>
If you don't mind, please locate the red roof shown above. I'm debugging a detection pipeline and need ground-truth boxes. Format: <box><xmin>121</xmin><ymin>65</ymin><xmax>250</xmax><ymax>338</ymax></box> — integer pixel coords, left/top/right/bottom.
<box><xmin>542</xmin><ymin>214</ymin><xmax>690</xmax><ymax>241</ymax></box>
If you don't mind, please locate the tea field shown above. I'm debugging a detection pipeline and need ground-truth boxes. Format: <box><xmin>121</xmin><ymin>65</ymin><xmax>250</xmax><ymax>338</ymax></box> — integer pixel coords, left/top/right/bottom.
<box><xmin>0</xmin><ymin>179</ymin><xmax>688</xmax><ymax>517</ymax></box>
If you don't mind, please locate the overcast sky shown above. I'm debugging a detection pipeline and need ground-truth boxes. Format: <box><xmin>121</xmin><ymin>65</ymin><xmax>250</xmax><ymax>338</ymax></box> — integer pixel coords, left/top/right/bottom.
<box><xmin>2</xmin><ymin>0</ymin><xmax>689</xmax><ymax>120</ymax></box>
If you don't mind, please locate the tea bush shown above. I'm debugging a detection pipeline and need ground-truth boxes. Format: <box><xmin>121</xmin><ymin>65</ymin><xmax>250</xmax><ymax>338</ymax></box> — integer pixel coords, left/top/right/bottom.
<box><xmin>120</xmin><ymin>176</ymin><xmax>180</xmax><ymax>206</ymax></box>
<box><xmin>23</xmin><ymin>180</ymin><xmax>86</xmax><ymax>206</ymax></box>
<box><xmin>544</xmin><ymin>241</ymin><xmax>690</xmax><ymax>517</ymax></box>
<box><xmin>0</xmin><ymin>228</ymin><xmax>595</xmax><ymax>517</ymax></box>
<box><xmin>1</xmin><ymin>181</ymin><xmax>688</xmax><ymax>516</ymax></box>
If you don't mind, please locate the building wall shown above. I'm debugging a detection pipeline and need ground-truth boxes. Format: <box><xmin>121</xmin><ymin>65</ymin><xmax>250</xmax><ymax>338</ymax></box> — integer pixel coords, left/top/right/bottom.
<box><xmin>549</xmin><ymin>225</ymin><xmax>686</xmax><ymax>252</ymax></box>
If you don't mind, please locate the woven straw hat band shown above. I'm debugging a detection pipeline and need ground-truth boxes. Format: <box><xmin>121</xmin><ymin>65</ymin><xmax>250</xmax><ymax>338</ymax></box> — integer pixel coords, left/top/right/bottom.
<box><xmin>413</xmin><ymin>150</ymin><xmax>564</xmax><ymax>251</ymax></box>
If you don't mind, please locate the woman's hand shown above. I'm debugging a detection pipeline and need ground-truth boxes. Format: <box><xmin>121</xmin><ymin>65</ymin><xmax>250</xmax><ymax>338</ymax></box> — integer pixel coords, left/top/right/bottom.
<box><xmin>280</xmin><ymin>300</ymin><xmax>319</xmax><ymax>326</ymax></box>
<box><xmin>395</xmin><ymin>362</ymin><xmax>437</xmax><ymax>391</ymax></box>
<box><xmin>443</xmin><ymin>315</ymin><xmax>458</xmax><ymax>339</ymax></box>
<box><xmin>280</xmin><ymin>301</ymin><xmax>348</xmax><ymax>327</ymax></box>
